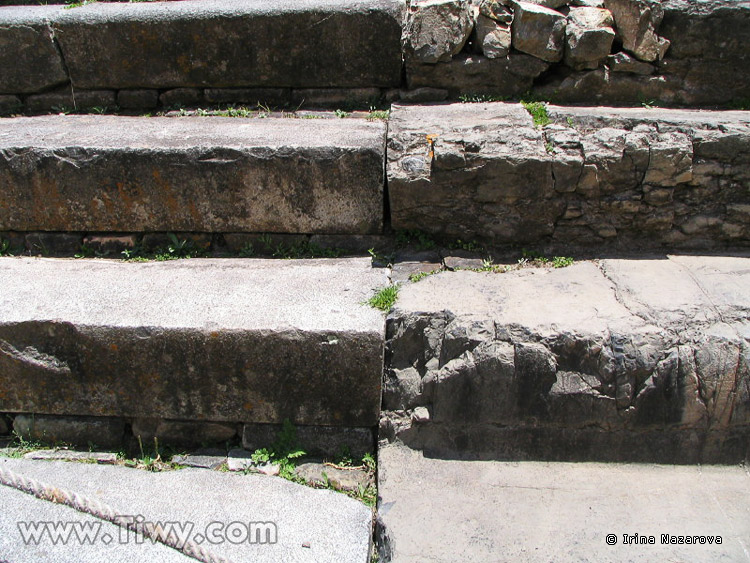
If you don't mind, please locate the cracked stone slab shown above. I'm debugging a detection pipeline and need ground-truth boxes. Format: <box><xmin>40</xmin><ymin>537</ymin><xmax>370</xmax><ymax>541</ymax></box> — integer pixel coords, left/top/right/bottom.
<box><xmin>383</xmin><ymin>258</ymin><xmax>750</xmax><ymax>462</ymax></box>
<box><xmin>377</xmin><ymin>443</ymin><xmax>750</xmax><ymax>562</ymax></box>
<box><xmin>600</xmin><ymin>255</ymin><xmax>750</xmax><ymax>327</ymax></box>
<box><xmin>0</xmin><ymin>257</ymin><xmax>388</xmax><ymax>426</ymax></box>
<box><xmin>394</xmin><ymin>261</ymin><xmax>643</xmax><ymax>335</ymax></box>
<box><xmin>0</xmin><ymin>456</ymin><xmax>372</xmax><ymax>562</ymax></box>
<box><xmin>0</xmin><ymin>115</ymin><xmax>385</xmax><ymax>234</ymax></box>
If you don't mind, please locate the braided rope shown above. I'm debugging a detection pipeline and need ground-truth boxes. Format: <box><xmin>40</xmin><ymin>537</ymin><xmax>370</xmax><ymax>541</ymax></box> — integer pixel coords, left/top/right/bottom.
<box><xmin>0</xmin><ymin>465</ymin><xmax>233</xmax><ymax>563</ymax></box>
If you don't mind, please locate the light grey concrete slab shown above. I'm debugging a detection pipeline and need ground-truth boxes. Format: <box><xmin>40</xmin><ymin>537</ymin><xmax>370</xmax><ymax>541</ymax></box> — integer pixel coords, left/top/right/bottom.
<box><xmin>378</xmin><ymin>443</ymin><xmax>750</xmax><ymax>563</ymax></box>
<box><xmin>0</xmin><ymin>257</ymin><xmax>388</xmax><ymax>425</ymax></box>
<box><xmin>1</xmin><ymin>456</ymin><xmax>372</xmax><ymax>563</ymax></box>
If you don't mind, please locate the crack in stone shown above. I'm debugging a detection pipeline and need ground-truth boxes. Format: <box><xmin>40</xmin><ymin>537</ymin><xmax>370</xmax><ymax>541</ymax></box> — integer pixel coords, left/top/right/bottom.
<box><xmin>47</xmin><ymin>22</ymin><xmax>76</xmax><ymax>109</ymax></box>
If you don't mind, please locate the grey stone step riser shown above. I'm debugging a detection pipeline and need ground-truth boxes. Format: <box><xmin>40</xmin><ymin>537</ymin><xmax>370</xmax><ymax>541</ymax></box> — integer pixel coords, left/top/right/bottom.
<box><xmin>0</xmin><ymin>115</ymin><xmax>386</xmax><ymax>235</ymax></box>
<box><xmin>0</xmin><ymin>322</ymin><xmax>383</xmax><ymax>426</ymax></box>
<box><xmin>0</xmin><ymin>0</ymin><xmax>748</xmax><ymax>109</ymax></box>
<box><xmin>0</xmin><ymin>257</ymin><xmax>388</xmax><ymax>429</ymax></box>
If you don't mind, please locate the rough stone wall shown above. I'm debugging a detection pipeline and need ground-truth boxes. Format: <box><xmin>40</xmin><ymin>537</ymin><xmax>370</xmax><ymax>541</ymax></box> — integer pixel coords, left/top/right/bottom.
<box><xmin>387</xmin><ymin>103</ymin><xmax>750</xmax><ymax>250</ymax></box>
<box><xmin>403</xmin><ymin>0</ymin><xmax>750</xmax><ymax>106</ymax></box>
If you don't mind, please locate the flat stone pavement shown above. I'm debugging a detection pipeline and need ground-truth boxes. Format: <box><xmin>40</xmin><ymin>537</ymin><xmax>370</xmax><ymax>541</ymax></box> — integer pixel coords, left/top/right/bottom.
<box><xmin>0</xmin><ymin>457</ymin><xmax>372</xmax><ymax>563</ymax></box>
<box><xmin>378</xmin><ymin>443</ymin><xmax>750</xmax><ymax>563</ymax></box>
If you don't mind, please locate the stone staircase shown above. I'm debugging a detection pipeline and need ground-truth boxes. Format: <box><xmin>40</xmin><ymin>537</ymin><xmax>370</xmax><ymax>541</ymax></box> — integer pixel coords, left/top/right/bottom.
<box><xmin>0</xmin><ymin>0</ymin><xmax>749</xmax><ymax>562</ymax></box>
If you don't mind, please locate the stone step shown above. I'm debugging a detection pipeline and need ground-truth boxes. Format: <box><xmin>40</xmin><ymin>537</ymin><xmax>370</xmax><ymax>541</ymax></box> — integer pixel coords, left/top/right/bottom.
<box><xmin>0</xmin><ymin>257</ymin><xmax>388</xmax><ymax>433</ymax></box>
<box><xmin>0</xmin><ymin>0</ymin><xmax>403</xmax><ymax>96</ymax></box>
<box><xmin>1</xmin><ymin>456</ymin><xmax>372</xmax><ymax>562</ymax></box>
<box><xmin>0</xmin><ymin>115</ymin><xmax>385</xmax><ymax>234</ymax></box>
<box><xmin>381</xmin><ymin>254</ymin><xmax>750</xmax><ymax>464</ymax></box>
<box><xmin>387</xmin><ymin>102</ymin><xmax>750</xmax><ymax>250</ymax></box>
<box><xmin>377</xmin><ymin>443</ymin><xmax>750</xmax><ymax>562</ymax></box>
<box><xmin>1</xmin><ymin>0</ymin><xmax>748</xmax><ymax>111</ymax></box>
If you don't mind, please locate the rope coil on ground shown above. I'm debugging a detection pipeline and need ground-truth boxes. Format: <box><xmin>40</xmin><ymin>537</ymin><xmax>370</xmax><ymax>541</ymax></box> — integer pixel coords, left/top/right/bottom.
<box><xmin>0</xmin><ymin>465</ymin><xmax>233</xmax><ymax>563</ymax></box>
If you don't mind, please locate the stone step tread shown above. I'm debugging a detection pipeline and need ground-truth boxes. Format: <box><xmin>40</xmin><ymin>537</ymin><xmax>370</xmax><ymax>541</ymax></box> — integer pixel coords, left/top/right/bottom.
<box><xmin>377</xmin><ymin>443</ymin><xmax>750</xmax><ymax>563</ymax></box>
<box><xmin>0</xmin><ymin>115</ymin><xmax>386</xmax><ymax>234</ymax></box>
<box><xmin>1</xmin><ymin>456</ymin><xmax>371</xmax><ymax>562</ymax></box>
<box><xmin>0</xmin><ymin>256</ymin><xmax>386</xmax><ymax>331</ymax></box>
<box><xmin>394</xmin><ymin>255</ymin><xmax>750</xmax><ymax>331</ymax></box>
<box><xmin>382</xmin><ymin>255</ymin><xmax>750</xmax><ymax>463</ymax></box>
<box><xmin>0</xmin><ymin>114</ymin><xmax>386</xmax><ymax>149</ymax></box>
<box><xmin>0</xmin><ymin>257</ymin><xmax>388</xmax><ymax>425</ymax></box>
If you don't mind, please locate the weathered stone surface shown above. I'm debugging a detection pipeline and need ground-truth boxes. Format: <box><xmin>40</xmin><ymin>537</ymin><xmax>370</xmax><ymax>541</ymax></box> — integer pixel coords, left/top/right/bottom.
<box><xmin>242</xmin><ymin>424</ymin><xmax>374</xmax><ymax>458</ymax></box>
<box><xmin>478</xmin><ymin>0</ymin><xmax>513</xmax><ymax>22</ymax></box>
<box><xmin>226</xmin><ymin>448</ymin><xmax>253</xmax><ymax>471</ymax></box>
<box><xmin>0</xmin><ymin>257</ymin><xmax>387</xmax><ymax>426</ymax></box>
<box><xmin>475</xmin><ymin>14</ymin><xmax>511</xmax><ymax>59</ymax></box>
<box><xmin>381</xmin><ymin>257</ymin><xmax>750</xmax><ymax>462</ymax></box>
<box><xmin>388</xmin><ymin>102</ymin><xmax>750</xmax><ymax>248</ymax></box>
<box><xmin>407</xmin><ymin>53</ymin><xmax>549</xmax><ymax>95</ymax></box>
<box><xmin>398</xmin><ymin>87</ymin><xmax>450</xmax><ymax>103</ymax></box>
<box><xmin>604</xmin><ymin>0</ymin><xmax>670</xmax><ymax>62</ymax></box>
<box><xmin>377</xmin><ymin>444</ymin><xmax>750</xmax><ymax>562</ymax></box>
<box><xmin>47</xmin><ymin>0</ymin><xmax>403</xmax><ymax>89</ymax></box>
<box><xmin>443</xmin><ymin>253</ymin><xmax>484</xmax><ymax>270</ymax></box>
<box><xmin>511</xmin><ymin>1</ymin><xmax>566</xmax><ymax>63</ymax></box>
<box><xmin>82</xmin><ymin>234</ymin><xmax>137</xmax><ymax>255</ymax></box>
<box><xmin>403</xmin><ymin>0</ymin><xmax>473</xmax><ymax>63</ymax></box>
<box><xmin>295</xmin><ymin>462</ymin><xmax>372</xmax><ymax>491</ymax></box>
<box><xmin>23</xmin><ymin>449</ymin><xmax>118</xmax><ymax>464</ymax></box>
<box><xmin>606</xmin><ymin>51</ymin><xmax>654</xmax><ymax>74</ymax></box>
<box><xmin>159</xmin><ymin>87</ymin><xmax>203</xmax><ymax>108</ymax></box>
<box><xmin>0</xmin><ymin>115</ymin><xmax>385</xmax><ymax>234</ymax></box>
<box><xmin>0</xmin><ymin>7</ymin><xmax>68</xmax><ymax>94</ymax></box>
<box><xmin>0</xmin><ymin>456</ymin><xmax>373</xmax><ymax>563</ymax></box>
<box><xmin>564</xmin><ymin>7</ymin><xmax>615</xmax><ymax>70</ymax></box>
<box><xmin>659</xmin><ymin>0</ymin><xmax>750</xmax><ymax>106</ymax></box>
<box><xmin>24</xmin><ymin>232</ymin><xmax>82</xmax><ymax>255</ymax></box>
<box><xmin>172</xmin><ymin>449</ymin><xmax>227</xmax><ymax>470</ymax></box>
<box><xmin>0</xmin><ymin>95</ymin><xmax>22</xmax><ymax>116</ymax></box>
<box><xmin>12</xmin><ymin>414</ymin><xmax>125</xmax><ymax>448</ymax></box>
<box><xmin>391</xmin><ymin>261</ymin><xmax>443</xmax><ymax>284</ymax></box>
<box><xmin>203</xmin><ymin>88</ymin><xmax>290</xmax><ymax>106</ymax></box>
<box><xmin>523</xmin><ymin>0</ymin><xmax>568</xmax><ymax>8</ymax></box>
<box><xmin>116</xmin><ymin>89</ymin><xmax>160</xmax><ymax>109</ymax></box>
<box><xmin>25</xmin><ymin>88</ymin><xmax>116</xmax><ymax>113</ymax></box>
<box><xmin>132</xmin><ymin>418</ymin><xmax>237</xmax><ymax>446</ymax></box>
<box><xmin>290</xmin><ymin>87</ymin><xmax>382</xmax><ymax>108</ymax></box>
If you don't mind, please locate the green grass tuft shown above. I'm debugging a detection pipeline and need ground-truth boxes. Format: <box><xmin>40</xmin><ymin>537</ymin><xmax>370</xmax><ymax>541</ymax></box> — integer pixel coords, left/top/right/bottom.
<box><xmin>368</xmin><ymin>285</ymin><xmax>399</xmax><ymax>312</ymax></box>
<box><xmin>521</xmin><ymin>100</ymin><xmax>550</xmax><ymax>127</ymax></box>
